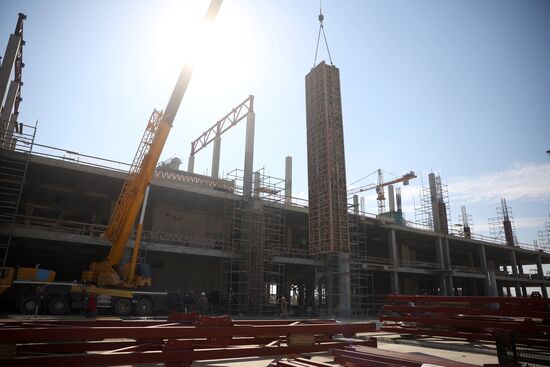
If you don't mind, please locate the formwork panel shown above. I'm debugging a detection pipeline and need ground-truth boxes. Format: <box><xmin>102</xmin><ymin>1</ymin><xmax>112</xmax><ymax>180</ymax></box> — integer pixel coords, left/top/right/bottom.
<box><xmin>305</xmin><ymin>61</ymin><xmax>349</xmax><ymax>254</ymax></box>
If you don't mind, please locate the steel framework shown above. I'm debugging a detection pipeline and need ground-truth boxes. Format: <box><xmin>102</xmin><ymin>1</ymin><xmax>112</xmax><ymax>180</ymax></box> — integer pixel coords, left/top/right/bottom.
<box><xmin>0</xmin><ymin>316</ymin><xmax>377</xmax><ymax>367</ymax></box>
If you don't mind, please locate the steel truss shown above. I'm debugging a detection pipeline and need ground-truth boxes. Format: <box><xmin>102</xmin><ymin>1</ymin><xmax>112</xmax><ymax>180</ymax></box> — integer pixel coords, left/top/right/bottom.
<box><xmin>0</xmin><ymin>315</ymin><xmax>377</xmax><ymax>367</ymax></box>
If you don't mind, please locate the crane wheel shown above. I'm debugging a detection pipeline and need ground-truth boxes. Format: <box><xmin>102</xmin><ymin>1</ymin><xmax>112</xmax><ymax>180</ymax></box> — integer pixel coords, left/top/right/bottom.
<box><xmin>135</xmin><ymin>298</ymin><xmax>153</xmax><ymax>316</ymax></box>
<box><xmin>19</xmin><ymin>295</ymin><xmax>40</xmax><ymax>315</ymax></box>
<box><xmin>113</xmin><ymin>298</ymin><xmax>132</xmax><ymax>316</ymax></box>
<box><xmin>48</xmin><ymin>296</ymin><xmax>69</xmax><ymax>315</ymax></box>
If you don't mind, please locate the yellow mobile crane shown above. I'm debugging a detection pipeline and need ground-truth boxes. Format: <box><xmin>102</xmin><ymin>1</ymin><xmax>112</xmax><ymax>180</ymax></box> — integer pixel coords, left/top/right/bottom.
<box><xmin>0</xmin><ymin>0</ymin><xmax>223</xmax><ymax>316</ymax></box>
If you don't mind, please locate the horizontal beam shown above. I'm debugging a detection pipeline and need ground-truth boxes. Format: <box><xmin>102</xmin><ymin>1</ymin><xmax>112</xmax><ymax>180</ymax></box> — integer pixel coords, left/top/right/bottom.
<box><xmin>190</xmin><ymin>95</ymin><xmax>254</xmax><ymax>156</ymax></box>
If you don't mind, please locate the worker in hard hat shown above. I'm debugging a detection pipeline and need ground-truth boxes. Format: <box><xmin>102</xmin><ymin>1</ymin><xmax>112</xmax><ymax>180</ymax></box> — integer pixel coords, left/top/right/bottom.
<box><xmin>197</xmin><ymin>291</ymin><xmax>208</xmax><ymax>315</ymax></box>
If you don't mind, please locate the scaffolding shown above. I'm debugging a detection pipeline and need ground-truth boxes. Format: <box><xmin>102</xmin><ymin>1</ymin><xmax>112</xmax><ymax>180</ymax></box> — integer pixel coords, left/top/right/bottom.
<box><xmin>349</xmin><ymin>212</ymin><xmax>374</xmax><ymax>316</ymax></box>
<box><xmin>0</xmin><ymin>122</ymin><xmax>36</xmax><ymax>266</ymax></box>
<box><xmin>537</xmin><ymin>215</ymin><xmax>550</xmax><ymax>252</ymax></box>
<box><xmin>220</xmin><ymin>168</ymin><xmax>287</xmax><ymax>315</ymax></box>
<box><xmin>415</xmin><ymin>174</ymin><xmax>451</xmax><ymax>234</ymax></box>
<box><xmin>489</xmin><ymin>198</ymin><xmax>517</xmax><ymax>246</ymax></box>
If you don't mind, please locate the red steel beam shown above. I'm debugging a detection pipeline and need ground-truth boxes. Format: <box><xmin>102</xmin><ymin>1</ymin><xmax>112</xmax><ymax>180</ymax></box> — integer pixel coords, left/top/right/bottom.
<box><xmin>383</xmin><ymin>305</ymin><xmax>550</xmax><ymax>319</ymax></box>
<box><xmin>0</xmin><ymin>322</ymin><xmax>377</xmax><ymax>343</ymax></box>
<box><xmin>380</xmin><ymin>315</ymin><xmax>549</xmax><ymax>334</ymax></box>
<box><xmin>385</xmin><ymin>295</ymin><xmax>550</xmax><ymax>306</ymax></box>
<box><xmin>4</xmin><ymin>339</ymin><xmax>377</xmax><ymax>367</ymax></box>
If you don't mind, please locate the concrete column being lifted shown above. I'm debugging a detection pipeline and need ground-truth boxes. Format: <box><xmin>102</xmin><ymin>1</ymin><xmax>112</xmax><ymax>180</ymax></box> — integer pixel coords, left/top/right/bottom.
<box><xmin>285</xmin><ymin>156</ymin><xmax>292</xmax><ymax>204</ymax></box>
<box><xmin>211</xmin><ymin>135</ymin><xmax>221</xmax><ymax>179</ymax></box>
<box><xmin>388</xmin><ymin>185</ymin><xmax>395</xmax><ymax>212</ymax></box>
<box><xmin>242</xmin><ymin>111</ymin><xmax>255</xmax><ymax>199</ymax></box>
<box><xmin>187</xmin><ymin>155</ymin><xmax>195</xmax><ymax>173</ymax></box>
<box><xmin>0</xmin><ymin>34</ymin><xmax>21</xmax><ymax>108</ymax></box>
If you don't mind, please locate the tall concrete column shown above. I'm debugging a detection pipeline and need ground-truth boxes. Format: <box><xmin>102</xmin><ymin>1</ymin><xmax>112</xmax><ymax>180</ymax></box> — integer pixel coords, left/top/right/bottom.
<box><xmin>509</xmin><ymin>251</ymin><xmax>522</xmax><ymax>296</ymax></box>
<box><xmin>242</xmin><ymin>111</ymin><xmax>255</xmax><ymax>199</ymax></box>
<box><xmin>388</xmin><ymin>229</ymin><xmax>399</xmax><ymax>293</ymax></box>
<box><xmin>536</xmin><ymin>256</ymin><xmax>548</xmax><ymax>298</ymax></box>
<box><xmin>516</xmin><ymin>258</ymin><xmax>528</xmax><ymax>296</ymax></box>
<box><xmin>253</xmin><ymin>172</ymin><xmax>260</xmax><ymax>198</ymax></box>
<box><xmin>352</xmin><ymin>195</ymin><xmax>359</xmax><ymax>215</ymax></box>
<box><xmin>436</xmin><ymin>238</ymin><xmax>448</xmax><ymax>295</ymax></box>
<box><xmin>388</xmin><ymin>185</ymin><xmax>395</xmax><ymax>212</ymax></box>
<box><xmin>285</xmin><ymin>156</ymin><xmax>292</xmax><ymax>204</ymax></box>
<box><xmin>338</xmin><ymin>252</ymin><xmax>351</xmax><ymax>317</ymax></box>
<box><xmin>211</xmin><ymin>135</ymin><xmax>221</xmax><ymax>179</ymax></box>
<box><xmin>187</xmin><ymin>155</ymin><xmax>195</xmax><ymax>173</ymax></box>
<box><xmin>479</xmin><ymin>245</ymin><xmax>491</xmax><ymax>296</ymax></box>
<box><xmin>0</xmin><ymin>33</ymin><xmax>22</xmax><ymax>107</ymax></box>
<box><xmin>4</xmin><ymin>112</ymin><xmax>19</xmax><ymax>150</ymax></box>
<box><xmin>0</xmin><ymin>80</ymin><xmax>20</xmax><ymax>146</ymax></box>
<box><xmin>428</xmin><ymin>173</ymin><xmax>441</xmax><ymax>232</ymax></box>
<box><xmin>443</xmin><ymin>238</ymin><xmax>453</xmax><ymax>294</ymax></box>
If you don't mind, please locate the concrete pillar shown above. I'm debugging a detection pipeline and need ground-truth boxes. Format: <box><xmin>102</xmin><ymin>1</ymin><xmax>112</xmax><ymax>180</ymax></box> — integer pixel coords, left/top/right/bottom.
<box><xmin>285</xmin><ymin>156</ymin><xmax>292</xmax><ymax>204</ymax></box>
<box><xmin>436</xmin><ymin>238</ymin><xmax>448</xmax><ymax>295</ymax></box>
<box><xmin>388</xmin><ymin>229</ymin><xmax>399</xmax><ymax>294</ymax></box>
<box><xmin>0</xmin><ymin>80</ymin><xmax>20</xmax><ymax>146</ymax></box>
<box><xmin>352</xmin><ymin>195</ymin><xmax>359</xmax><ymax>215</ymax></box>
<box><xmin>4</xmin><ymin>112</ymin><xmax>18</xmax><ymax>150</ymax></box>
<box><xmin>211</xmin><ymin>135</ymin><xmax>221</xmax><ymax>179</ymax></box>
<box><xmin>187</xmin><ymin>155</ymin><xmax>195</xmax><ymax>173</ymax></box>
<box><xmin>388</xmin><ymin>185</ymin><xmax>395</xmax><ymax>212</ymax></box>
<box><xmin>242</xmin><ymin>111</ymin><xmax>255</xmax><ymax>199</ymax></box>
<box><xmin>428</xmin><ymin>173</ymin><xmax>441</xmax><ymax>232</ymax></box>
<box><xmin>338</xmin><ymin>252</ymin><xmax>351</xmax><ymax>317</ymax></box>
<box><xmin>0</xmin><ymin>34</ymin><xmax>22</xmax><ymax>108</ymax></box>
<box><xmin>509</xmin><ymin>251</ymin><xmax>518</xmax><ymax>276</ymax></box>
<box><xmin>488</xmin><ymin>271</ymin><xmax>498</xmax><ymax>296</ymax></box>
<box><xmin>535</xmin><ymin>256</ymin><xmax>548</xmax><ymax>298</ymax></box>
<box><xmin>479</xmin><ymin>245</ymin><xmax>491</xmax><ymax>296</ymax></box>
<box><xmin>443</xmin><ymin>238</ymin><xmax>452</xmax><ymax>270</ymax></box>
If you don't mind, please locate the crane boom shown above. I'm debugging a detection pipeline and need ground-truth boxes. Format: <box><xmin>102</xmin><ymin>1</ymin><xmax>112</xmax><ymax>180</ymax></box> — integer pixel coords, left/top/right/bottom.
<box><xmin>84</xmin><ymin>0</ymin><xmax>223</xmax><ymax>287</ymax></box>
<box><xmin>348</xmin><ymin>171</ymin><xmax>416</xmax><ymax>196</ymax></box>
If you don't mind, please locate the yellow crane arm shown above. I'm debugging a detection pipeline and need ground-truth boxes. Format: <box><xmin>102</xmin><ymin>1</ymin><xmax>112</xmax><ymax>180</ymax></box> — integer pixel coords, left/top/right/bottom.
<box><xmin>84</xmin><ymin>0</ymin><xmax>223</xmax><ymax>286</ymax></box>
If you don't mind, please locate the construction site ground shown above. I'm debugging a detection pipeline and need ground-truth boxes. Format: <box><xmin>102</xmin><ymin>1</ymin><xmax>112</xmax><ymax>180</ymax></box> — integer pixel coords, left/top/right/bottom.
<box><xmin>1</xmin><ymin>315</ymin><xmax>499</xmax><ymax>366</ymax></box>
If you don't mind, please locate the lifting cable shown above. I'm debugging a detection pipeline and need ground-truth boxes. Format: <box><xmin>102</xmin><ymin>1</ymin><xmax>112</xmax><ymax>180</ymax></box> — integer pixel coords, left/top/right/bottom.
<box><xmin>313</xmin><ymin>0</ymin><xmax>334</xmax><ymax>67</ymax></box>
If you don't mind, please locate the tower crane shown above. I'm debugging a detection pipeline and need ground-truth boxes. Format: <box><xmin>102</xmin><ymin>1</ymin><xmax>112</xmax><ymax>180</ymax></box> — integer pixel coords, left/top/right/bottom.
<box><xmin>348</xmin><ymin>170</ymin><xmax>416</xmax><ymax>214</ymax></box>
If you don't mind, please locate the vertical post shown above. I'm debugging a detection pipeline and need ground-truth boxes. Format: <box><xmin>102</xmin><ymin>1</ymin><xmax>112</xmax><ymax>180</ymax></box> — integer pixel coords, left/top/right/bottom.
<box><xmin>253</xmin><ymin>172</ymin><xmax>260</xmax><ymax>198</ymax></box>
<box><xmin>129</xmin><ymin>185</ymin><xmax>151</xmax><ymax>282</ymax></box>
<box><xmin>388</xmin><ymin>185</ymin><xmax>395</xmax><ymax>212</ymax></box>
<box><xmin>243</xmin><ymin>111</ymin><xmax>255</xmax><ymax>199</ymax></box>
<box><xmin>187</xmin><ymin>155</ymin><xmax>195</xmax><ymax>173</ymax></box>
<box><xmin>535</xmin><ymin>256</ymin><xmax>547</xmax><ymax>298</ymax></box>
<box><xmin>388</xmin><ymin>229</ymin><xmax>399</xmax><ymax>293</ymax></box>
<box><xmin>428</xmin><ymin>173</ymin><xmax>440</xmax><ymax>232</ymax></box>
<box><xmin>211</xmin><ymin>135</ymin><xmax>221</xmax><ymax>179</ymax></box>
<box><xmin>436</xmin><ymin>238</ymin><xmax>447</xmax><ymax>295</ymax></box>
<box><xmin>285</xmin><ymin>156</ymin><xmax>292</xmax><ymax>204</ymax></box>
<box><xmin>338</xmin><ymin>252</ymin><xmax>351</xmax><ymax>317</ymax></box>
<box><xmin>0</xmin><ymin>80</ymin><xmax>20</xmax><ymax>147</ymax></box>
<box><xmin>509</xmin><ymin>251</ymin><xmax>522</xmax><ymax>296</ymax></box>
<box><xmin>353</xmin><ymin>195</ymin><xmax>359</xmax><ymax>215</ymax></box>
<box><xmin>0</xmin><ymin>34</ymin><xmax>21</xmax><ymax>108</ymax></box>
<box><xmin>479</xmin><ymin>245</ymin><xmax>492</xmax><ymax>296</ymax></box>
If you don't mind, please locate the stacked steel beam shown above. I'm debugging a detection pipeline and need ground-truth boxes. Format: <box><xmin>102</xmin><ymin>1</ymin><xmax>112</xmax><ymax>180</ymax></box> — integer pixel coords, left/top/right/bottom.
<box><xmin>380</xmin><ymin>295</ymin><xmax>550</xmax><ymax>365</ymax></box>
<box><xmin>0</xmin><ymin>314</ymin><xmax>377</xmax><ymax>367</ymax></box>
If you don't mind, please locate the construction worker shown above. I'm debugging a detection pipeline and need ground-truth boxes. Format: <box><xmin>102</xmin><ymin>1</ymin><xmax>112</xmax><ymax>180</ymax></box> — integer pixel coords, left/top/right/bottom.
<box><xmin>280</xmin><ymin>296</ymin><xmax>288</xmax><ymax>318</ymax></box>
<box><xmin>197</xmin><ymin>292</ymin><xmax>208</xmax><ymax>315</ymax></box>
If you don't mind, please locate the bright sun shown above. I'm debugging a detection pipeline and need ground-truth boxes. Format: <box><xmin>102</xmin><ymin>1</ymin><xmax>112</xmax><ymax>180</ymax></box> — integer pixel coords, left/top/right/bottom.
<box><xmin>149</xmin><ymin>1</ymin><xmax>255</xmax><ymax>97</ymax></box>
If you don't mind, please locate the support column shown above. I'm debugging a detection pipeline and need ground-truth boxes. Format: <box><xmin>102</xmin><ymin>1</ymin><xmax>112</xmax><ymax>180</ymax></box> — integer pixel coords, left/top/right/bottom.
<box><xmin>253</xmin><ymin>172</ymin><xmax>260</xmax><ymax>198</ymax></box>
<box><xmin>536</xmin><ymin>256</ymin><xmax>548</xmax><ymax>298</ymax></box>
<box><xmin>285</xmin><ymin>156</ymin><xmax>292</xmax><ymax>204</ymax></box>
<box><xmin>509</xmin><ymin>251</ymin><xmax>522</xmax><ymax>296</ymax></box>
<box><xmin>388</xmin><ymin>185</ymin><xmax>395</xmax><ymax>212</ymax></box>
<box><xmin>352</xmin><ymin>195</ymin><xmax>359</xmax><ymax>215</ymax></box>
<box><xmin>243</xmin><ymin>111</ymin><xmax>255</xmax><ymax>199</ymax></box>
<box><xmin>436</xmin><ymin>238</ymin><xmax>448</xmax><ymax>295</ymax></box>
<box><xmin>338</xmin><ymin>252</ymin><xmax>351</xmax><ymax>317</ymax></box>
<box><xmin>0</xmin><ymin>33</ymin><xmax>22</xmax><ymax>108</ymax></box>
<box><xmin>479</xmin><ymin>245</ymin><xmax>491</xmax><ymax>296</ymax></box>
<box><xmin>442</xmin><ymin>238</ymin><xmax>453</xmax><ymax>294</ymax></box>
<box><xmin>516</xmin><ymin>258</ymin><xmax>528</xmax><ymax>296</ymax></box>
<box><xmin>388</xmin><ymin>229</ymin><xmax>399</xmax><ymax>294</ymax></box>
<box><xmin>211</xmin><ymin>135</ymin><xmax>221</xmax><ymax>179</ymax></box>
<box><xmin>187</xmin><ymin>155</ymin><xmax>195</xmax><ymax>173</ymax></box>
<box><xmin>0</xmin><ymin>80</ymin><xmax>20</xmax><ymax>147</ymax></box>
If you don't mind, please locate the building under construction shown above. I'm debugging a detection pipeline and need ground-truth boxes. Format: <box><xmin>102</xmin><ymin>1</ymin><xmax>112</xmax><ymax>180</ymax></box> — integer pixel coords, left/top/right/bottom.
<box><xmin>1</xmin><ymin>11</ymin><xmax>550</xmax><ymax>318</ymax></box>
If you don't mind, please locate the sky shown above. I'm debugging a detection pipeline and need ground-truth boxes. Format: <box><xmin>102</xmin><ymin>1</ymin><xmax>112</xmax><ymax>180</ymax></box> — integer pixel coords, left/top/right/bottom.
<box><xmin>1</xmin><ymin>0</ymin><xmax>549</xmax><ymax>248</ymax></box>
